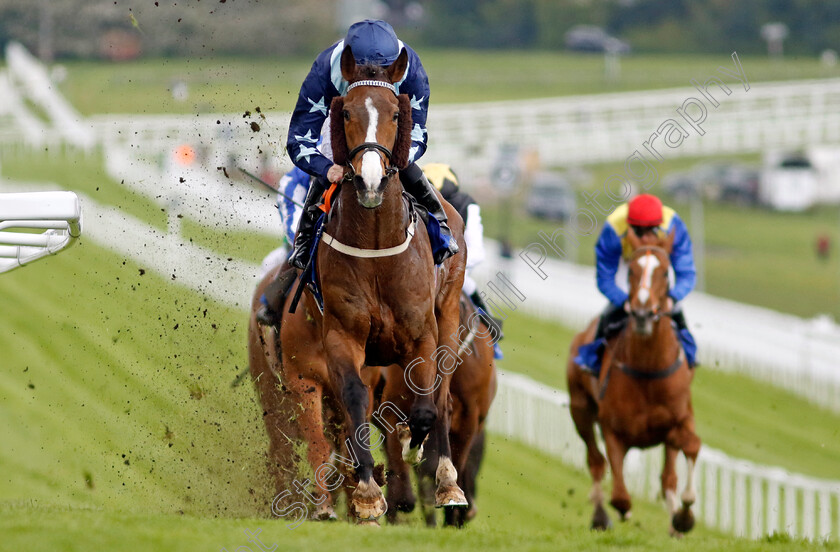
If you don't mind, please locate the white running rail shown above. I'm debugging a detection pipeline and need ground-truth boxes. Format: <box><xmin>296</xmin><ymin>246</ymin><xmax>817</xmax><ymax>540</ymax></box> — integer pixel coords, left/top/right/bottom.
<box><xmin>0</xmin><ymin>191</ymin><xmax>82</xmax><ymax>274</ymax></box>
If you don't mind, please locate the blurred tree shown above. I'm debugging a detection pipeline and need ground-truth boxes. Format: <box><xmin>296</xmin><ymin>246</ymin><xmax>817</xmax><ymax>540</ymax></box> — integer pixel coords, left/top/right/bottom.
<box><xmin>0</xmin><ymin>0</ymin><xmax>337</xmax><ymax>60</ymax></box>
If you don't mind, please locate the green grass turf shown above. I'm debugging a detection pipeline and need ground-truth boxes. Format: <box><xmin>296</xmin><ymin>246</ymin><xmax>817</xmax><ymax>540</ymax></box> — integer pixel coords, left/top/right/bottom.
<box><xmin>56</xmin><ymin>51</ymin><xmax>840</xmax><ymax>116</ymax></box>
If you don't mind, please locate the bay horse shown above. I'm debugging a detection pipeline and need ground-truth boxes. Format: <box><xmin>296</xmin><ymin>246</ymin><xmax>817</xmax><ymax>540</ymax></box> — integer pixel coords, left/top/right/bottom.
<box><xmin>566</xmin><ymin>228</ymin><xmax>701</xmax><ymax>536</ymax></box>
<box><xmin>309</xmin><ymin>45</ymin><xmax>468</xmax><ymax>521</ymax></box>
<box><xmin>379</xmin><ymin>294</ymin><xmax>498</xmax><ymax>527</ymax></box>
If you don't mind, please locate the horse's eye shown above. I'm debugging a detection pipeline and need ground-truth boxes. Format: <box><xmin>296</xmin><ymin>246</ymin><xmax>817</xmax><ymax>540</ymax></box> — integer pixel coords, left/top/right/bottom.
<box><xmin>342</xmin><ymin>110</ymin><xmax>350</xmax><ymax>121</ymax></box>
<box><xmin>392</xmin><ymin>112</ymin><xmax>399</xmax><ymax>122</ymax></box>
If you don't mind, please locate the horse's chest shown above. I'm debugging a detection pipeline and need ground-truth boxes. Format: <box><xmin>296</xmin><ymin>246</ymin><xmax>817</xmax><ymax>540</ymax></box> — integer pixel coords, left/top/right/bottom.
<box><xmin>600</xmin><ymin>386</ymin><xmax>687</xmax><ymax>445</ymax></box>
<box><xmin>365</xmin><ymin>301</ymin><xmax>430</xmax><ymax>363</ymax></box>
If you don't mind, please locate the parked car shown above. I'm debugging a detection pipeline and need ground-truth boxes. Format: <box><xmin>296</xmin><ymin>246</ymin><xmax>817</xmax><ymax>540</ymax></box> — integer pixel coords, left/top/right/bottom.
<box><xmin>526</xmin><ymin>172</ymin><xmax>577</xmax><ymax>221</ymax></box>
<box><xmin>663</xmin><ymin>162</ymin><xmax>760</xmax><ymax>205</ymax></box>
<box><xmin>564</xmin><ymin>25</ymin><xmax>630</xmax><ymax>54</ymax></box>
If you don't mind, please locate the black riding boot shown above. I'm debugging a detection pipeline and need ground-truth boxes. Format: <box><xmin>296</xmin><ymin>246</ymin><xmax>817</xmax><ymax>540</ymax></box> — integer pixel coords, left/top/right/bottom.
<box><xmin>596</xmin><ymin>301</ymin><xmax>628</xmax><ymax>341</ymax></box>
<box><xmin>470</xmin><ymin>291</ymin><xmax>504</xmax><ymax>341</ymax></box>
<box><xmin>400</xmin><ymin>162</ymin><xmax>459</xmax><ymax>265</ymax></box>
<box><xmin>255</xmin><ymin>267</ymin><xmax>298</xmax><ymax>327</ymax></box>
<box><xmin>288</xmin><ymin>177</ymin><xmax>328</xmax><ymax>270</ymax></box>
<box><xmin>671</xmin><ymin>309</ymin><xmax>688</xmax><ymax>332</ymax></box>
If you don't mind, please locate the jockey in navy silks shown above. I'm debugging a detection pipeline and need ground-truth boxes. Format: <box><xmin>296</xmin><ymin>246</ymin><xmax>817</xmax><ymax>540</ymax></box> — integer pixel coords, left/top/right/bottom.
<box><xmin>285</xmin><ymin>18</ymin><xmax>458</xmax><ymax>269</ymax></box>
<box><xmin>255</xmin><ymin>19</ymin><xmax>458</xmax><ymax>326</ymax></box>
<box><xmin>575</xmin><ymin>194</ymin><xmax>698</xmax><ymax>373</ymax></box>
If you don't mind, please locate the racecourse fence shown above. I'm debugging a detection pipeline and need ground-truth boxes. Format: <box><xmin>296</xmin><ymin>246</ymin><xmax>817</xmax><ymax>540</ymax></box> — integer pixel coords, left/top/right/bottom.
<box><xmin>489</xmin><ymin>370</ymin><xmax>840</xmax><ymax>541</ymax></box>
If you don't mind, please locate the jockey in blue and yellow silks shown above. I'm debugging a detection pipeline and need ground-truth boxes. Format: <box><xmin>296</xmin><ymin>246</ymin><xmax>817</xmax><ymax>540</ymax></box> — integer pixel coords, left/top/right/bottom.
<box><xmin>577</xmin><ymin>194</ymin><xmax>698</xmax><ymax>372</ymax></box>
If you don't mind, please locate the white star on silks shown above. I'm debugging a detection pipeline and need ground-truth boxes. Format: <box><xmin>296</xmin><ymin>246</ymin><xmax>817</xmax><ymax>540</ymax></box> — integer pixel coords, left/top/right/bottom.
<box><xmin>408</xmin><ymin>145</ymin><xmax>419</xmax><ymax>163</ymax></box>
<box><xmin>294</xmin><ymin>129</ymin><xmax>319</xmax><ymax>144</ymax></box>
<box><xmin>307</xmin><ymin>96</ymin><xmax>327</xmax><ymax>115</ymax></box>
<box><xmin>410</xmin><ymin>123</ymin><xmax>427</xmax><ymax>143</ymax></box>
<box><xmin>410</xmin><ymin>95</ymin><xmax>425</xmax><ymax>111</ymax></box>
<box><xmin>295</xmin><ymin>145</ymin><xmax>320</xmax><ymax>163</ymax></box>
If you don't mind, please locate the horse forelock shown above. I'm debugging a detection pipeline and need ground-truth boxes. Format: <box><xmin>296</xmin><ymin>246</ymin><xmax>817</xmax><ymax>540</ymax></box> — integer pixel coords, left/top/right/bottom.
<box><xmin>354</xmin><ymin>63</ymin><xmax>389</xmax><ymax>82</ymax></box>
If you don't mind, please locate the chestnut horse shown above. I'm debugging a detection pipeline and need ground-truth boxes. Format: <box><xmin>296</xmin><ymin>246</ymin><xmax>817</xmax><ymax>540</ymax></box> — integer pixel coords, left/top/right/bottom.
<box><xmin>380</xmin><ymin>295</ymin><xmax>497</xmax><ymax>527</ymax></box>
<box><xmin>307</xmin><ymin>45</ymin><xmax>467</xmax><ymax>521</ymax></box>
<box><xmin>567</xmin><ymin>229</ymin><xmax>701</xmax><ymax>536</ymax></box>
<box><xmin>248</xmin><ymin>265</ymin><xmax>381</xmax><ymax>521</ymax></box>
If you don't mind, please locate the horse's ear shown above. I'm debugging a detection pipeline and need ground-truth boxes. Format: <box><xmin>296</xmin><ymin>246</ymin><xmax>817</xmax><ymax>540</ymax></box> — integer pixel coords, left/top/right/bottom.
<box><xmin>392</xmin><ymin>94</ymin><xmax>413</xmax><ymax>169</ymax></box>
<box><xmin>626</xmin><ymin>226</ymin><xmax>642</xmax><ymax>250</ymax></box>
<box><xmin>329</xmin><ymin>96</ymin><xmax>347</xmax><ymax>166</ymax></box>
<box><xmin>663</xmin><ymin>227</ymin><xmax>676</xmax><ymax>254</ymax></box>
<box><xmin>385</xmin><ymin>48</ymin><xmax>408</xmax><ymax>84</ymax></box>
<box><xmin>340</xmin><ymin>44</ymin><xmax>356</xmax><ymax>82</ymax></box>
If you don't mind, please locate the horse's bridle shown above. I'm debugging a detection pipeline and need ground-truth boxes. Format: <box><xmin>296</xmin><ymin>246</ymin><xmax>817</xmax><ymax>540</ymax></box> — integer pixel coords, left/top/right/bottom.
<box><xmin>345</xmin><ymin>142</ymin><xmax>398</xmax><ymax>179</ymax></box>
<box><xmin>342</xmin><ymin>79</ymin><xmax>400</xmax><ymax>180</ymax></box>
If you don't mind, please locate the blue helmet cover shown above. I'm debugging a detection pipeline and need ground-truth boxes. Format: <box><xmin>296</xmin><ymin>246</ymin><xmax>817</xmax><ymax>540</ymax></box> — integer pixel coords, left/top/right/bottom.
<box><xmin>345</xmin><ymin>19</ymin><xmax>400</xmax><ymax>66</ymax></box>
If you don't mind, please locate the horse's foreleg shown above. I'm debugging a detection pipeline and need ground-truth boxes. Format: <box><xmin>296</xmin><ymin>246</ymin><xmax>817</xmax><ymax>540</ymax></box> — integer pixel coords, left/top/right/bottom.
<box><xmin>667</xmin><ymin>414</ymin><xmax>702</xmax><ymax>535</ymax></box>
<box><xmin>442</xmin><ymin>399</ymin><xmax>478</xmax><ymax>527</ymax></box>
<box><xmin>288</xmin><ymin>378</ymin><xmax>336</xmax><ymax>521</ymax></box>
<box><xmin>378</xmin><ymin>370</ymin><xmax>416</xmax><ymax>523</ymax></box>
<box><xmin>402</xmin><ymin>339</ymin><xmax>439</xmax><ymax>463</ymax></box>
<box><xmin>432</xmin><ymin>373</ymin><xmax>468</xmax><ymax>508</ymax></box>
<box><xmin>662</xmin><ymin>445</ymin><xmax>680</xmax><ymax>531</ymax></box>
<box><xmin>603</xmin><ymin>430</ymin><xmax>632</xmax><ymax>521</ymax></box>
<box><xmin>324</xmin><ymin>332</ymin><xmax>385</xmax><ymax>522</ymax></box>
<box><xmin>569</xmin><ymin>379</ymin><xmax>610</xmax><ymax>530</ymax></box>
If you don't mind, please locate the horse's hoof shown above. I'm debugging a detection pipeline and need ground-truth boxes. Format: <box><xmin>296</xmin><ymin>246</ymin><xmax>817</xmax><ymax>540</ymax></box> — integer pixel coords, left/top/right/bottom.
<box><xmin>620</xmin><ymin>510</ymin><xmax>632</xmax><ymax>522</ymax></box>
<box><xmin>672</xmin><ymin>506</ymin><xmax>695</xmax><ymax>534</ymax></box>
<box><xmin>435</xmin><ymin>485</ymin><xmax>468</xmax><ymax>508</ymax></box>
<box><xmin>357</xmin><ymin>519</ymin><xmax>381</xmax><ymax>527</ymax></box>
<box><xmin>465</xmin><ymin>505</ymin><xmax>478</xmax><ymax>522</ymax></box>
<box><xmin>591</xmin><ymin>504</ymin><xmax>612</xmax><ymax>531</ymax></box>
<box><xmin>397</xmin><ymin>422</ymin><xmax>424</xmax><ymax>465</ymax></box>
<box><xmin>353</xmin><ymin>479</ymin><xmax>387</xmax><ymax>521</ymax></box>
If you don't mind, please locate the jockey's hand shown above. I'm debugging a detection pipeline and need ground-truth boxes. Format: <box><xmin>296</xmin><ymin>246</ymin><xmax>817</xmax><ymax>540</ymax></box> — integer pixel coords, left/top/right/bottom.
<box><xmin>623</xmin><ymin>300</ymin><xmax>630</xmax><ymax>313</ymax></box>
<box><xmin>327</xmin><ymin>164</ymin><xmax>344</xmax><ymax>184</ymax></box>
<box><xmin>665</xmin><ymin>296</ymin><xmax>674</xmax><ymax>312</ymax></box>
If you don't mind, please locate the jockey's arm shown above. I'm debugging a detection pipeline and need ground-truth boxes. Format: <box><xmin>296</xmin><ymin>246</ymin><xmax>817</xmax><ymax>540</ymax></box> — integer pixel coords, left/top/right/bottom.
<box><xmin>286</xmin><ymin>47</ymin><xmax>339</xmax><ymax>180</ymax></box>
<box><xmin>395</xmin><ymin>46</ymin><xmax>430</xmax><ymax>165</ymax></box>
<box><xmin>668</xmin><ymin>215</ymin><xmax>697</xmax><ymax>303</ymax></box>
<box><xmin>595</xmin><ymin>224</ymin><xmax>629</xmax><ymax>307</ymax></box>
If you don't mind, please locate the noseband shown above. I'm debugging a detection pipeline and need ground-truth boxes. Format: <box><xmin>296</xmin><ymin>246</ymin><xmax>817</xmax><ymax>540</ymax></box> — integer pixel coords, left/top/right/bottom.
<box><xmin>346</xmin><ymin>142</ymin><xmax>398</xmax><ymax>178</ymax></box>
